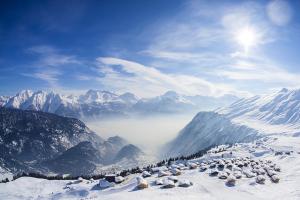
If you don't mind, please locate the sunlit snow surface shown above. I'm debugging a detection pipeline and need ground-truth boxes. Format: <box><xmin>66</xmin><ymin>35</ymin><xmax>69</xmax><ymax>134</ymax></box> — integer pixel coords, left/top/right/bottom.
<box><xmin>1</xmin><ymin>135</ymin><xmax>300</xmax><ymax>200</ymax></box>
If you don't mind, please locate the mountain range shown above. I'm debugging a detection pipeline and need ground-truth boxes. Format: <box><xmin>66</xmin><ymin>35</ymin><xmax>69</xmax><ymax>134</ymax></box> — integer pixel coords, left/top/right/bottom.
<box><xmin>0</xmin><ymin>90</ymin><xmax>239</xmax><ymax>119</ymax></box>
<box><xmin>0</xmin><ymin>108</ymin><xmax>144</xmax><ymax>176</ymax></box>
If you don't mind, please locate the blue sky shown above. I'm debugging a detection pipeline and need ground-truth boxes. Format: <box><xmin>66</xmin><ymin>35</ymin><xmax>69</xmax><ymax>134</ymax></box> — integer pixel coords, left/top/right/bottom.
<box><xmin>0</xmin><ymin>0</ymin><xmax>300</xmax><ymax>97</ymax></box>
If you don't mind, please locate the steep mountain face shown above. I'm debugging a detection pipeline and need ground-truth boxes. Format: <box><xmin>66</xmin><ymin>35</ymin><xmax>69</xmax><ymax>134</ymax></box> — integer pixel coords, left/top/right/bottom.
<box><xmin>114</xmin><ymin>144</ymin><xmax>144</xmax><ymax>163</ymax></box>
<box><xmin>0</xmin><ymin>96</ymin><xmax>10</xmax><ymax>107</ymax></box>
<box><xmin>164</xmin><ymin>88</ymin><xmax>300</xmax><ymax>158</ymax></box>
<box><xmin>217</xmin><ymin>88</ymin><xmax>300</xmax><ymax>127</ymax></box>
<box><xmin>164</xmin><ymin>112</ymin><xmax>259</xmax><ymax>157</ymax></box>
<box><xmin>5</xmin><ymin>90</ymin><xmax>33</xmax><ymax>109</ymax></box>
<box><xmin>45</xmin><ymin>141</ymin><xmax>104</xmax><ymax>175</ymax></box>
<box><xmin>0</xmin><ymin>90</ymin><xmax>137</xmax><ymax>119</ymax></box>
<box><xmin>0</xmin><ymin>90</ymin><xmax>238</xmax><ymax>118</ymax></box>
<box><xmin>0</xmin><ymin>108</ymin><xmax>144</xmax><ymax>175</ymax></box>
<box><xmin>0</xmin><ymin>107</ymin><xmax>103</xmax><ymax>172</ymax></box>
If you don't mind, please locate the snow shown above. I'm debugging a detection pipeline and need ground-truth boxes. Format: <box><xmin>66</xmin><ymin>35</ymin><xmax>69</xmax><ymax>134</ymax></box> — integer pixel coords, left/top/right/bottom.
<box><xmin>217</xmin><ymin>88</ymin><xmax>300</xmax><ymax>128</ymax></box>
<box><xmin>1</xmin><ymin>135</ymin><xmax>300</xmax><ymax>200</ymax></box>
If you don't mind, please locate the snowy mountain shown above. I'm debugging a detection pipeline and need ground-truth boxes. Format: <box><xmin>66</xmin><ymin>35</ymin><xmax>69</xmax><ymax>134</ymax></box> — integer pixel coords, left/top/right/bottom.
<box><xmin>164</xmin><ymin>112</ymin><xmax>259</xmax><ymax>157</ymax></box>
<box><xmin>164</xmin><ymin>88</ymin><xmax>300</xmax><ymax>158</ymax></box>
<box><xmin>0</xmin><ymin>96</ymin><xmax>10</xmax><ymax>107</ymax></box>
<box><xmin>133</xmin><ymin>91</ymin><xmax>195</xmax><ymax>114</ymax></box>
<box><xmin>217</xmin><ymin>88</ymin><xmax>300</xmax><ymax>127</ymax></box>
<box><xmin>0</xmin><ymin>108</ymin><xmax>146</xmax><ymax>175</ymax></box>
<box><xmin>0</xmin><ymin>90</ymin><xmax>238</xmax><ymax>119</ymax></box>
<box><xmin>133</xmin><ymin>91</ymin><xmax>238</xmax><ymax>114</ymax></box>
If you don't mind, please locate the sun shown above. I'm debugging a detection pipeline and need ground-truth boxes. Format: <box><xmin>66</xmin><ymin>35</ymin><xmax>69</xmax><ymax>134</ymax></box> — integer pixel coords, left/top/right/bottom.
<box><xmin>235</xmin><ymin>26</ymin><xmax>258</xmax><ymax>53</ymax></box>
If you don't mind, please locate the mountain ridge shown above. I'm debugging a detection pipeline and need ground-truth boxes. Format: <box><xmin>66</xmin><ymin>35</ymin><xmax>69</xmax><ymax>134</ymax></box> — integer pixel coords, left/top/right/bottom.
<box><xmin>0</xmin><ymin>90</ymin><xmax>239</xmax><ymax>118</ymax></box>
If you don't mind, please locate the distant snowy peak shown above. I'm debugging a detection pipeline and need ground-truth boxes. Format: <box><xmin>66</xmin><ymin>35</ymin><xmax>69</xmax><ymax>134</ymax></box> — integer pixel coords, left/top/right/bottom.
<box><xmin>217</xmin><ymin>88</ymin><xmax>300</xmax><ymax>126</ymax></box>
<box><xmin>0</xmin><ymin>89</ymin><xmax>239</xmax><ymax>118</ymax></box>
<box><xmin>133</xmin><ymin>91</ymin><xmax>196</xmax><ymax>114</ymax></box>
<box><xmin>5</xmin><ymin>90</ymin><xmax>33</xmax><ymax>108</ymax></box>
<box><xmin>79</xmin><ymin>90</ymin><xmax>120</xmax><ymax>104</ymax></box>
<box><xmin>0</xmin><ymin>96</ymin><xmax>10</xmax><ymax>106</ymax></box>
<box><xmin>119</xmin><ymin>92</ymin><xmax>139</xmax><ymax>104</ymax></box>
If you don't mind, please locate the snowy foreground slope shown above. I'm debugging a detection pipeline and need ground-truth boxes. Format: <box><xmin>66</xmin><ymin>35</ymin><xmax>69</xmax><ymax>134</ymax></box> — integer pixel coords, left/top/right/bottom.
<box><xmin>1</xmin><ymin>135</ymin><xmax>300</xmax><ymax>200</ymax></box>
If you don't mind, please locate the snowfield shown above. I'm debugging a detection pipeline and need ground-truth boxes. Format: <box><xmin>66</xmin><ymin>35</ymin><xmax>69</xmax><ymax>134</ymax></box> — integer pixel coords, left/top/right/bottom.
<box><xmin>1</xmin><ymin>135</ymin><xmax>300</xmax><ymax>200</ymax></box>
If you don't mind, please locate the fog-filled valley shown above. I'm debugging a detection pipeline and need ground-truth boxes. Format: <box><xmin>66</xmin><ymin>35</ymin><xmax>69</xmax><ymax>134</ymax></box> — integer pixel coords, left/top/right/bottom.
<box><xmin>85</xmin><ymin>114</ymin><xmax>195</xmax><ymax>151</ymax></box>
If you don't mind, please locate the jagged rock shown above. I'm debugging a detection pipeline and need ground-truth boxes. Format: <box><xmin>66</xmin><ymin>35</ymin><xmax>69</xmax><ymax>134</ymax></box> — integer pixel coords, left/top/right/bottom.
<box><xmin>155</xmin><ymin>179</ymin><xmax>163</xmax><ymax>185</ymax></box>
<box><xmin>209</xmin><ymin>169</ymin><xmax>219</xmax><ymax>176</ymax></box>
<box><xmin>168</xmin><ymin>176</ymin><xmax>178</xmax><ymax>183</ymax></box>
<box><xmin>226</xmin><ymin>175</ymin><xmax>236</xmax><ymax>186</ymax></box>
<box><xmin>188</xmin><ymin>162</ymin><xmax>198</xmax><ymax>169</ymax></box>
<box><xmin>171</xmin><ymin>168</ymin><xmax>181</xmax><ymax>176</ymax></box>
<box><xmin>233</xmin><ymin>171</ymin><xmax>242</xmax><ymax>179</ymax></box>
<box><xmin>158</xmin><ymin>170</ymin><xmax>171</xmax><ymax>177</ymax></box>
<box><xmin>136</xmin><ymin>177</ymin><xmax>148</xmax><ymax>189</ymax></box>
<box><xmin>218</xmin><ymin>172</ymin><xmax>228</xmax><ymax>179</ymax></box>
<box><xmin>243</xmin><ymin>170</ymin><xmax>256</xmax><ymax>178</ymax></box>
<box><xmin>232</xmin><ymin>166</ymin><xmax>242</xmax><ymax>172</ymax></box>
<box><xmin>200</xmin><ymin>165</ymin><xmax>208</xmax><ymax>172</ymax></box>
<box><xmin>271</xmin><ymin>175</ymin><xmax>280</xmax><ymax>183</ymax></box>
<box><xmin>115</xmin><ymin>176</ymin><xmax>125</xmax><ymax>183</ymax></box>
<box><xmin>256</xmin><ymin>175</ymin><xmax>266</xmax><ymax>184</ymax></box>
<box><xmin>99</xmin><ymin>179</ymin><xmax>113</xmax><ymax>189</ymax></box>
<box><xmin>274</xmin><ymin>166</ymin><xmax>281</xmax><ymax>172</ymax></box>
<box><xmin>209</xmin><ymin>163</ymin><xmax>216</xmax><ymax>168</ymax></box>
<box><xmin>177</xmin><ymin>163</ymin><xmax>186</xmax><ymax>169</ymax></box>
<box><xmin>142</xmin><ymin>171</ymin><xmax>152</xmax><ymax>178</ymax></box>
<box><xmin>257</xmin><ymin>168</ymin><xmax>266</xmax><ymax>175</ymax></box>
<box><xmin>178</xmin><ymin>179</ymin><xmax>193</xmax><ymax>187</ymax></box>
<box><xmin>226</xmin><ymin>163</ymin><xmax>233</xmax><ymax>170</ymax></box>
<box><xmin>266</xmin><ymin>169</ymin><xmax>277</xmax><ymax>177</ymax></box>
<box><xmin>162</xmin><ymin>179</ymin><xmax>175</xmax><ymax>188</ymax></box>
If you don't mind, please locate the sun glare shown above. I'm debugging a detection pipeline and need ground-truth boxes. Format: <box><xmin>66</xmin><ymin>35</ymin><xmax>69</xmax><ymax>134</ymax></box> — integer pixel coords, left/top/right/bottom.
<box><xmin>235</xmin><ymin>26</ymin><xmax>258</xmax><ymax>53</ymax></box>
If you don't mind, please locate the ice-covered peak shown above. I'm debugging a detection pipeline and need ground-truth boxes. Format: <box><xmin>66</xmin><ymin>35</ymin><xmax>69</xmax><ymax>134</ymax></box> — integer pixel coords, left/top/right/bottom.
<box><xmin>80</xmin><ymin>90</ymin><xmax>119</xmax><ymax>103</ymax></box>
<box><xmin>119</xmin><ymin>92</ymin><xmax>139</xmax><ymax>104</ymax></box>
<box><xmin>162</xmin><ymin>91</ymin><xmax>179</xmax><ymax>99</ymax></box>
<box><xmin>5</xmin><ymin>90</ymin><xmax>33</xmax><ymax>108</ymax></box>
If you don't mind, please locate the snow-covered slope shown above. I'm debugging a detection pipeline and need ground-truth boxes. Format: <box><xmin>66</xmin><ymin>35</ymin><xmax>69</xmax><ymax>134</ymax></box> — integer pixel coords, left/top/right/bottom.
<box><xmin>217</xmin><ymin>88</ymin><xmax>300</xmax><ymax>127</ymax></box>
<box><xmin>1</xmin><ymin>135</ymin><xmax>300</xmax><ymax>200</ymax></box>
<box><xmin>164</xmin><ymin>112</ymin><xmax>259</xmax><ymax>157</ymax></box>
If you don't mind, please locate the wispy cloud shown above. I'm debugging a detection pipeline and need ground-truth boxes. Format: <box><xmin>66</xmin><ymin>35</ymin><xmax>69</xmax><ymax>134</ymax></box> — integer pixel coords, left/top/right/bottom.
<box><xmin>22</xmin><ymin>69</ymin><xmax>62</xmax><ymax>87</ymax></box>
<box><xmin>95</xmin><ymin>57</ymin><xmax>246</xmax><ymax>97</ymax></box>
<box><xmin>27</xmin><ymin>45</ymin><xmax>80</xmax><ymax>67</ymax></box>
<box><xmin>23</xmin><ymin>45</ymin><xmax>81</xmax><ymax>87</ymax></box>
